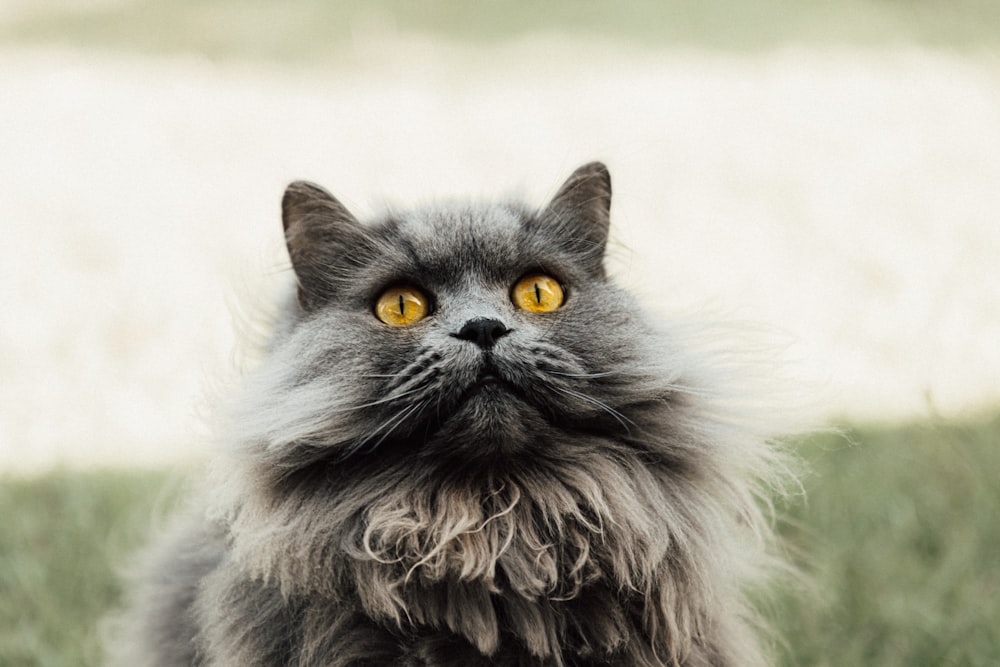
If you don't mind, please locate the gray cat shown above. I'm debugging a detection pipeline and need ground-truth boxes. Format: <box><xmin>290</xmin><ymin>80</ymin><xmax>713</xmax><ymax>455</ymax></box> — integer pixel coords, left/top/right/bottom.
<box><xmin>110</xmin><ymin>163</ymin><xmax>791</xmax><ymax>666</ymax></box>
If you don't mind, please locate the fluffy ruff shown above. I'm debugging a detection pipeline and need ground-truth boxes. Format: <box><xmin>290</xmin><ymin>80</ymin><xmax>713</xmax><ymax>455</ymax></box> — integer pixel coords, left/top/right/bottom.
<box><xmin>188</xmin><ymin>354</ymin><xmax>783</xmax><ymax>667</ymax></box>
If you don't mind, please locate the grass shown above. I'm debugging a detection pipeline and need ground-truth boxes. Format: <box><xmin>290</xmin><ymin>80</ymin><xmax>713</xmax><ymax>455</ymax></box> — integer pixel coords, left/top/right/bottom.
<box><xmin>2</xmin><ymin>0</ymin><xmax>1000</xmax><ymax>63</ymax></box>
<box><xmin>774</xmin><ymin>413</ymin><xmax>1000</xmax><ymax>666</ymax></box>
<box><xmin>0</xmin><ymin>470</ymin><xmax>186</xmax><ymax>667</ymax></box>
<box><xmin>1</xmin><ymin>413</ymin><xmax>998</xmax><ymax>665</ymax></box>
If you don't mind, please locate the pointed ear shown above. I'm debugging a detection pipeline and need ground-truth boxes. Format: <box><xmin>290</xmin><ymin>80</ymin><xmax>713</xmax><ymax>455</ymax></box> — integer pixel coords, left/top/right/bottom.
<box><xmin>540</xmin><ymin>161</ymin><xmax>612</xmax><ymax>276</ymax></box>
<box><xmin>282</xmin><ymin>181</ymin><xmax>368</xmax><ymax>310</ymax></box>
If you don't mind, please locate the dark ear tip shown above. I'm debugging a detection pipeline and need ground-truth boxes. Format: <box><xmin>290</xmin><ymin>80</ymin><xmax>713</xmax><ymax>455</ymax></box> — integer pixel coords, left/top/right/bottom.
<box><xmin>283</xmin><ymin>180</ymin><xmax>332</xmax><ymax>206</ymax></box>
<box><xmin>572</xmin><ymin>161</ymin><xmax>611</xmax><ymax>195</ymax></box>
<box><xmin>282</xmin><ymin>180</ymin><xmax>340</xmax><ymax>230</ymax></box>
<box><xmin>579</xmin><ymin>160</ymin><xmax>609</xmax><ymax>175</ymax></box>
<box><xmin>578</xmin><ymin>160</ymin><xmax>610</xmax><ymax>178</ymax></box>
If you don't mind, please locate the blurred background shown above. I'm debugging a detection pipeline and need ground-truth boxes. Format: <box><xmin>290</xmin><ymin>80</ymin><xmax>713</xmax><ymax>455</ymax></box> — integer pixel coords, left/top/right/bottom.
<box><xmin>1</xmin><ymin>2</ymin><xmax>998</xmax><ymax>665</ymax></box>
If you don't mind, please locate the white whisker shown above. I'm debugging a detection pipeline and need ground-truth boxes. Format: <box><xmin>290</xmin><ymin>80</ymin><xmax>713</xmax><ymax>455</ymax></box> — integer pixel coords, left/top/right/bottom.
<box><xmin>547</xmin><ymin>369</ymin><xmax>622</xmax><ymax>379</ymax></box>
<box><xmin>351</xmin><ymin>400</ymin><xmax>426</xmax><ymax>455</ymax></box>
<box><xmin>335</xmin><ymin>386</ymin><xmax>424</xmax><ymax>412</ymax></box>
<box><xmin>555</xmin><ymin>386</ymin><xmax>634</xmax><ymax>434</ymax></box>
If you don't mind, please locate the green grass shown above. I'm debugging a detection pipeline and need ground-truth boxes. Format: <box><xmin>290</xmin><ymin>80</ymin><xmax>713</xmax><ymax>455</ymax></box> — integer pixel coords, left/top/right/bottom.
<box><xmin>0</xmin><ymin>470</ymin><xmax>185</xmax><ymax>667</ymax></box>
<box><xmin>775</xmin><ymin>413</ymin><xmax>1000</xmax><ymax>666</ymax></box>
<box><xmin>2</xmin><ymin>0</ymin><xmax>1000</xmax><ymax>63</ymax></box>
<box><xmin>1</xmin><ymin>413</ymin><xmax>998</xmax><ymax>666</ymax></box>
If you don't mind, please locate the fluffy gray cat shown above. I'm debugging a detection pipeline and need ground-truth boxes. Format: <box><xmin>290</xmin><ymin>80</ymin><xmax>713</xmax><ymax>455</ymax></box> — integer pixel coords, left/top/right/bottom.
<box><xmin>110</xmin><ymin>162</ymin><xmax>792</xmax><ymax>666</ymax></box>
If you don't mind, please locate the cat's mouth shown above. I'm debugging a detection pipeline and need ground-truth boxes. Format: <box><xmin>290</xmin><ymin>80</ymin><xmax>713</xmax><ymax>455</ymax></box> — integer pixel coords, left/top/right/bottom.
<box><xmin>456</xmin><ymin>366</ymin><xmax>520</xmax><ymax>404</ymax></box>
<box><xmin>414</xmin><ymin>361</ymin><xmax>549</xmax><ymax>459</ymax></box>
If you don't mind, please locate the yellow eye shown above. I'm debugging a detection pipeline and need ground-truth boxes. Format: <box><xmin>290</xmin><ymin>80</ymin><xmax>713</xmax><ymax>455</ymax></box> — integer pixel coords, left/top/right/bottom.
<box><xmin>512</xmin><ymin>274</ymin><xmax>564</xmax><ymax>313</ymax></box>
<box><xmin>375</xmin><ymin>286</ymin><xmax>429</xmax><ymax>326</ymax></box>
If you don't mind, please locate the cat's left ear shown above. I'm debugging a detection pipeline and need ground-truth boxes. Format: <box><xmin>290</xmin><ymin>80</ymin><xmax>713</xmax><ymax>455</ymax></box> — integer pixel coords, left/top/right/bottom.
<box><xmin>540</xmin><ymin>161</ymin><xmax>612</xmax><ymax>277</ymax></box>
<box><xmin>282</xmin><ymin>180</ymin><xmax>370</xmax><ymax>310</ymax></box>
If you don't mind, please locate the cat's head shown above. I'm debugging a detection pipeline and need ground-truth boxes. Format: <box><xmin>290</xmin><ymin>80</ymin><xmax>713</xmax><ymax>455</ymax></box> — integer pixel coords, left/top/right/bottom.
<box><xmin>235</xmin><ymin>162</ymin><xmax>673</xmax><ymax>473</ymax></box>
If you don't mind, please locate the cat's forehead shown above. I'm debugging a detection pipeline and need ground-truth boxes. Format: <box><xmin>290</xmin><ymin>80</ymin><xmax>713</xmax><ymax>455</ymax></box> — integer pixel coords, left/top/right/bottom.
<box><xmin>380</xmin><ymin>202</ymin><xmax>531</xmax><ymax>279</ymax></box>
<box><xmin>397</xmin><ymin>201</ymin><xmax>525</xmax><ymax>245</ymax></box>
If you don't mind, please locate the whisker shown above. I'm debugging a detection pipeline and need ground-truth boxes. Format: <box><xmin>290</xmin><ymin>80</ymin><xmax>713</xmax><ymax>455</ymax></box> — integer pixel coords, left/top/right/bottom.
<box><xmin>334</xmin><ymin>386</ymin><xmax>424</xmax><ymax>412</ymax></box>
<box><xmin>369</xmin><ymin>402</ymin><xmax>427</xmax><ymax>453</ymax></box>
<box><xmin>546</xmin><ymin>369</ymin><xmax>622</xmax><ymax>379</ymax></box>
<box><xmin>343</xmin><ymin>402</ymin><xmax>419</xmax><ymax>458</ymax></box>
<box><xmin>555</xmin><ymin>387</ymin><xmax>634</xmax><ymax>434</ymax></box>
<box><xmin>354</xmin><ymin>400</ymin><xmax>426</xmax><ymax>455</ymax></box>
<box><xmin>544</xmin><ymin>364</ymin><xmax>707</xmax><ymax>397</ymax></box>
<box><xmin>657</xmin><ymin>382</ymin><xmax>714</xmax><ymax>397</ymax></box>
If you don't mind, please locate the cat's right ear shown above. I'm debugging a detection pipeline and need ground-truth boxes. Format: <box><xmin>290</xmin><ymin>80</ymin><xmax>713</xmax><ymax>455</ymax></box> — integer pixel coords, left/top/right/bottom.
<box><xmin>282</xmin><ymin>181</ymin><xmax>368</xmax><ymax>311</ymax></box>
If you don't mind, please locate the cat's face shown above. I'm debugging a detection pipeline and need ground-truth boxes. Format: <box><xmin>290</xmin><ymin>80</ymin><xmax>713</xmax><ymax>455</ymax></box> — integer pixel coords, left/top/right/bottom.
<box><xmin>265</xmin><ymin>163</ymin><xmax>658</xmax><ymax>469</ymax></box>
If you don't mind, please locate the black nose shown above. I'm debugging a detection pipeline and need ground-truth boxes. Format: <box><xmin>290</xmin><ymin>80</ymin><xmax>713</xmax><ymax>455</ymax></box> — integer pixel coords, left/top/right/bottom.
<box><xmin>454</xmin><ymin>318</ymin><xmax>510</xmax><ymax>349</ymax></box>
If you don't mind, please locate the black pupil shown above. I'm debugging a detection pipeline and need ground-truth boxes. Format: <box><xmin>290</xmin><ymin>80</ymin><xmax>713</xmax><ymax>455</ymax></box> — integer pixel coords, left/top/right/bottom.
<box><xmin>398</xmin><ymin>294</ymin><xmax>406</xmax><ymax>316</ymax></box>
<box><xmin>534</xmin><ymin>283</ymin><xmax>541</xmax><ymax>303</ymax></box>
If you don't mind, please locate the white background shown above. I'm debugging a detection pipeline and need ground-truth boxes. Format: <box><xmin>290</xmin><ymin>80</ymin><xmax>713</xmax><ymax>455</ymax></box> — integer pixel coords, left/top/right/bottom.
<box><xmin>3</xmin><ymin>39</ymin><xmax>999</xmax><ymax>471</ymax></box>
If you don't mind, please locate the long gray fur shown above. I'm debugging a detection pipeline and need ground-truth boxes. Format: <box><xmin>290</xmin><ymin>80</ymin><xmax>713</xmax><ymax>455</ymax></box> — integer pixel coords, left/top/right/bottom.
<box><xmin>108</xmin><ymin>163</ymin><xmax>791</xmax><ymax>666</ymax></box>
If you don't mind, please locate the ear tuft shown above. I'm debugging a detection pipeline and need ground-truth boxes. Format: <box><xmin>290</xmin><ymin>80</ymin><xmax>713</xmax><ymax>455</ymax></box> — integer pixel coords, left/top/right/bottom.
<box><xmin>541</xmin><ymin>161</ymin><xmax>612</xmax><ymax>276</ymax></box>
